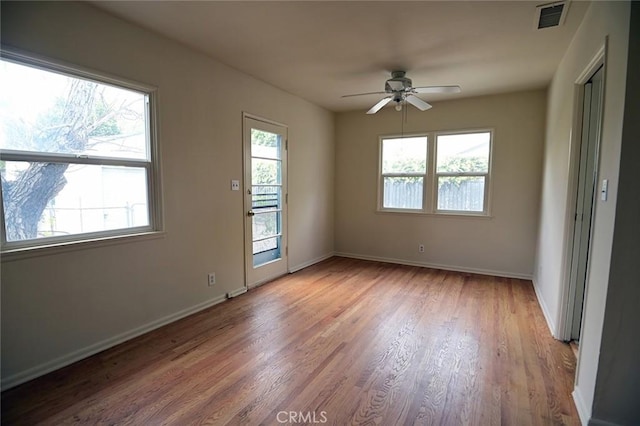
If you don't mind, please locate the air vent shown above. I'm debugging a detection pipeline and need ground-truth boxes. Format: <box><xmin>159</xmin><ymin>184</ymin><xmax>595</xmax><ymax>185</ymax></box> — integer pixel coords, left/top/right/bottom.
<box><xmin>534</xmin><ymin>1</ymin><xmax>568</xmax><ymax>30</ymax></box>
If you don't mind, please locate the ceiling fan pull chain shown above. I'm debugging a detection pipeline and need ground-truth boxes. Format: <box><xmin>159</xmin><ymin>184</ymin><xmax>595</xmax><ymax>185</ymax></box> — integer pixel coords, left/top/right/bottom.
<box><xmin>404</xmin><ymin>100</ymin><xmax>408</xmax><ymax>124</ymax></box>
<box><xmin>401</xmin><ymin>102</ymin><xmax>405</xmax><ymax>137</ymax></box>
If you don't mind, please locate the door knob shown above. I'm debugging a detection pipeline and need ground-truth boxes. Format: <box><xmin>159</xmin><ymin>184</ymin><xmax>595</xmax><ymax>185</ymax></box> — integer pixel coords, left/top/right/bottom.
<box><xmin>247</xmin><ymin>210</ymin><xmax>255</xmax><ymax>217</ymax></box>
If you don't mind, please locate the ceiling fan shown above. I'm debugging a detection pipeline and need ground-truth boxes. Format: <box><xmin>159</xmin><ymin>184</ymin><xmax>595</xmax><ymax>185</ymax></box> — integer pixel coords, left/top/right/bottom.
<box><xmin>342</xmin><ymin>71</ymin><xmax>461</xmax><ymax>114</ymax></box>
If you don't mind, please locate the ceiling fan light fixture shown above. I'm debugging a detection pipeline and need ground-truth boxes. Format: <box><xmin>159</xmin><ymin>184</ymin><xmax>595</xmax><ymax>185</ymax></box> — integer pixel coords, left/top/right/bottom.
<box><xmin>386</xmin><ymin>80</ymin><xmax>408</xmax><ymax>92</ymax></box>
<box><xmin>343</xmin><ymin>71</ymin><xmax>461</xmax><ymax>114</ymax></box>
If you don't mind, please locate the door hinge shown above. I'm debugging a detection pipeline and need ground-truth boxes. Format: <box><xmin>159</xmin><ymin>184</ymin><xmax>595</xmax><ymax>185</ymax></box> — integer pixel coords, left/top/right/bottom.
<box><xmin>285</xmin><ymin>139</ymin><xmax>288</xmax><ymax>150</ymax></box>
<box><xmin>285</xmin><ymin>193</ymin><xmax>288</xmax><ymax>204</ymax></box>
<box><xmin>286</xmin><ymin>246</ymin><xmax>288</xmax><ymax>256</ymax></box>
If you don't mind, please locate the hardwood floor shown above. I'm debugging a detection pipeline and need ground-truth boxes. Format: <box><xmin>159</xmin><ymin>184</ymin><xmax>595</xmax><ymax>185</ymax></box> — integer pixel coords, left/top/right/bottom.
<box><xmin>1</xmin><ymin>258</ymin><xmax>580</xmax><ymax>425</ymax></box>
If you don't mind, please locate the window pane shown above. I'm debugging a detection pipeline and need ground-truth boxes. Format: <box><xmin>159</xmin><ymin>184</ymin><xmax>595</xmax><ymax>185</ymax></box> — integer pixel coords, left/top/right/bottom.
<box><xmin>251</xmin><ymin>129</ymin><xmax>281</xmax><ymax>160</ymax></box>
<box><xmin>253</xmin><ymin>235</ymin><xmax>281</xmax><ymax>266</ymax></box>
<box><xmin>437</xmin><ymin>176</ymin><xmax>485</xmax><ymax>212</ymax></box>
<box><xmin>252</xmin><ymin>211</ymin><xmax>280</xmax><ymax>241</ymax></box>
<box><xmin>252</xmin><ymin>185</ymin><xmax>280</xmax><ymax>210</ymax></box>
<box><xmin>436</xmin><ymin>132</ymin><xmax>490</xmax><ymax>173</ymax></box>
<box><xmin>252</xmin><ymin>158</ymin><xmax>280</xmax><ymax>185</ymax></box>
<box><xmin>1</xmin><ymin>161</ymin><xmax>149</xmax><ymax>242</ymax></box>
<box><xmin>382</xmin><ymin>136</ymin><xmax>427</xmax><ymax>174</ymax></box>
<box><xmin>0</xmin><ymin>59</ymin><xmax>149</xmax><ymax>160</ymax></box>
<box><xmin>253</xmin><ymin>237</ymin><xmax>278</xmax><ymax>255</ymax></box>
<box><xmin>383</xmin><ymin>176</ymin><xmax>423</xmax><ymax>209</ymax></box>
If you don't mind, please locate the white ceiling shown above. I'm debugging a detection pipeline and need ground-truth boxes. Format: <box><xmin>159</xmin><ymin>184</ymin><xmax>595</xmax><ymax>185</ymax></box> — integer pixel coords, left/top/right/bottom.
<box><xmin>92</xmin><ymin>1</ymin><xmax>589</xmax><ymax>113</ymax></box>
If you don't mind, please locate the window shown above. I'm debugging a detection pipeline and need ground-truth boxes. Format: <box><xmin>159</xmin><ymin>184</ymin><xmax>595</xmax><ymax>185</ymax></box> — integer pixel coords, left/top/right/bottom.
<box><xmin>0</xmin><ymin>51</ymin><xmax>160</xmax><ymax>252</ymax></box>
<box><xmin>380</xmin><ymin>136</ymin><xmax>427</xmax><ymax>210</ymax></box>
<box><xmin>435</xmin><ymin>132</ymin><xmax>491</xmax><ymax>213</ymax></box>
<box><xmin>378</xmin><ymin>130</ymin><xmax>492</xmax><ymax>215</ymax></box>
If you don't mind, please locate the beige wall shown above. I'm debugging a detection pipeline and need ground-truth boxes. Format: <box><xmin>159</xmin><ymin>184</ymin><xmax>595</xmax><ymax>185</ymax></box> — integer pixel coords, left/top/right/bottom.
<box><xmin>533</xmin><ymin>1</ymin><xmax>631</xmax><ymax>423</ymax></box>
<box><xmin>0</xmin><ymin>1</ymin><xmax>334</xmax><ymax>387</ymax></box>
<box><xmin>335</xmin><ymin>90</ymin><xmax>546</xmax><ymax>278</ymax></box>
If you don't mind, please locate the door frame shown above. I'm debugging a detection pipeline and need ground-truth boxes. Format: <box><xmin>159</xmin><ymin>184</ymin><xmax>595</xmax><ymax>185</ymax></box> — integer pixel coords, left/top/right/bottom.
<box><xmin>242</xmin><ymin>112</ymin><xmax>289</xmax><ymax>289</ymax></box>
<box><xmin>568</xmin><ymin>65</ymin><xmax>604</xmax><ymax>342</ymax></box>
<box><xmin>558</xmin><ymin>43</ymin><xmax>606</xmax><ymax>342</ymax></box>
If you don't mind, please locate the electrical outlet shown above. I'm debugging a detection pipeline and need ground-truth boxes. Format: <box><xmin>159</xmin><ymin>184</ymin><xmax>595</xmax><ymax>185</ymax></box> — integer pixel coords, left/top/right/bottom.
<box><xmin>208</xmin><ymin>273</ymin><xmax>216</xmax><ymax>287</ymax></box>
<box><xmin>418</xmin><ymin>244</ymin><xmax>425</xmax><ymax>253</ymax></box>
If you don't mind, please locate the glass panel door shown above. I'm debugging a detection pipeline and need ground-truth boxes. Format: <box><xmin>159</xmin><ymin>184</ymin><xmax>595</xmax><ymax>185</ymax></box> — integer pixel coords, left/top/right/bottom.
<box><xmin>243</xmin><ymin>115</ymin><xmax>288</xmax><ymax>288</ymax></box>
<box><xmin>250</xmin><ymin>128</ymin><xmax>283</xmax><ymax>267</ymax></box>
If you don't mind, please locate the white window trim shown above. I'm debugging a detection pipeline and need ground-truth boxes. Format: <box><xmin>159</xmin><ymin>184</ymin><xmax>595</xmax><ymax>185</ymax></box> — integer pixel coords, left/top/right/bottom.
<box><xmin>0</xmin><ymin>48</ymin><xmax>164</xmax><ymax>259</ymax></box>
<box><xmin>377</xmin><ymin>133</ymin><xmax>428</xmax><ymax>213</ymax></box>
<box><xmin>377</xmin><ymin>128</ymin><xmax>494</xmax><ymax>217</ymax></box>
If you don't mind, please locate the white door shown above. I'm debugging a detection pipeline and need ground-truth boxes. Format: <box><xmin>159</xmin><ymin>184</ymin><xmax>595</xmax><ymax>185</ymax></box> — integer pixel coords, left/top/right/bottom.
<box><xmin>568</xmin><ymin>66</ymin><xmax>604</xmax><ymax>341</ymax></box>
<box><xmin>243</xmin><ymin>114</ymin><xmax>288</xmax><ymax>288</ymax></box>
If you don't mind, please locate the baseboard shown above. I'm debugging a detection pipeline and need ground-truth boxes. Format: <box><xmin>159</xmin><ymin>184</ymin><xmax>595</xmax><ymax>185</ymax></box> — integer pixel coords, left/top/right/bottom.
<box><xmin>573</xmin><ymin>388</ymin><xmax>591</xmax><ymax>426</ymax></box>
<box><xmin>1</xmin><ymin>293</ymin><xmax>228</xmax><ymax>391</ymax></box>
<box><xmin>227</xmin><ymin>286</ymin><xmax>247</xmax><ymax>298</ymax></box>
<box><xmin>288</xmin><ymin>252</ymin><xmax>334</xmax><ymax>273</ymax></box>
<box><xmin>532</xmin><ymin>276</ymin><xmax>560</xmax><ymax>339</ymax></box>
<box><xmin>588</xmin><ymin>418</ymin><xmax>623</xmax><ymax>426</ymax></box>
<box><xmin>333</xmin><ymin>252</ymin><xmax>533</xmax><ymax>280</ymax></box>
<box><xmin>576</xmin><ymin>390</ymin><xmax>623</xmax><ymax>426</ymax></box>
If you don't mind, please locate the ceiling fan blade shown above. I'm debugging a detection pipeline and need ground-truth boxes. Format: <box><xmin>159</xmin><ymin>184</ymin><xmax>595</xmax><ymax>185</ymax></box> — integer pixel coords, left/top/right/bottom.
<box><xmin>367</xmin><ymin>97</ymin><xmax>393</xmax><ymax>114</ymax></box>
<box><xmin>341</xmin><ymin>91</ymin><xmax>388</xmax><ymax>98</ymax></box>
<box><xmin>412</xmin><ymin>85</ymin><xmax>461</xmax><ymax>94</ymax></box>
<box><xmin>406</xmin><ymin>95</ymin><xmax>432</xmax><ymax>111</ymax></box>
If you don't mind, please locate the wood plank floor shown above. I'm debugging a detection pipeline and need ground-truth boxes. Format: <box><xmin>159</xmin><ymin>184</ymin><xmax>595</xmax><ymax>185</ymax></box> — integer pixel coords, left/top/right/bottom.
<box><xmin>1</xmin><ymin>258</ymin><xmax>580</xmax><ymax>425</ymax></box>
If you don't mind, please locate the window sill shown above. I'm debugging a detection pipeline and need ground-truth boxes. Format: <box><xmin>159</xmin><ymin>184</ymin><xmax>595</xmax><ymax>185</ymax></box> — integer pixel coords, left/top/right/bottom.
<box><xmin>376</xmin><ymin>209</ymin><xmax>493</xmax><ymax>219</ymax></box>
<box><xmin>1</xmin><ymin>231</ymin><xmax>166</xmax><ymax>262</ymax></box>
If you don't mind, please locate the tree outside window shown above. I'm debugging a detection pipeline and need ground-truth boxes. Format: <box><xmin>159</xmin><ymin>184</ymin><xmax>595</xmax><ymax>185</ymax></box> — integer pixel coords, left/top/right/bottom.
<box><xmin>0</xmin><ymin>54</ymin><xmax>158</xmax><ymax>249</ymax></box>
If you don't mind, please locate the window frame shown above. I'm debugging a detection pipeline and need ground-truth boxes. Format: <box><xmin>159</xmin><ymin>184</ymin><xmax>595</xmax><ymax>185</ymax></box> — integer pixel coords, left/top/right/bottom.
<box><xmin>0</xmin><ymin>48</ymin><xmax>163</xmax><ymax>257</ymax></box>
<box><xmin>433</xmin><ymin>129</ymin><xmax>493</xmax><ymax>215</ymax></box>
<box><xmin>378</xmin><ymin>133</ymin><xmax>429</xmax><ymax>213</ymax></box>
<box><xmin>377</xmin><ymin>129</ymin><xmax>493</xmax><ymax>216</ymax></box>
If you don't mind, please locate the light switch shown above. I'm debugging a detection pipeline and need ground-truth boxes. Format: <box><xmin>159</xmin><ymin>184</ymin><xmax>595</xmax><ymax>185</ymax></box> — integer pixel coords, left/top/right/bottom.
<box><xmin>601</xmin><ymin>179</ymin><xmax>608</xmax><ymax>201</ymax></box>
<box><xmin>231</xmin><ymin>180</ymin><xmax>240</xmax><ymax>191</ymax></box>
